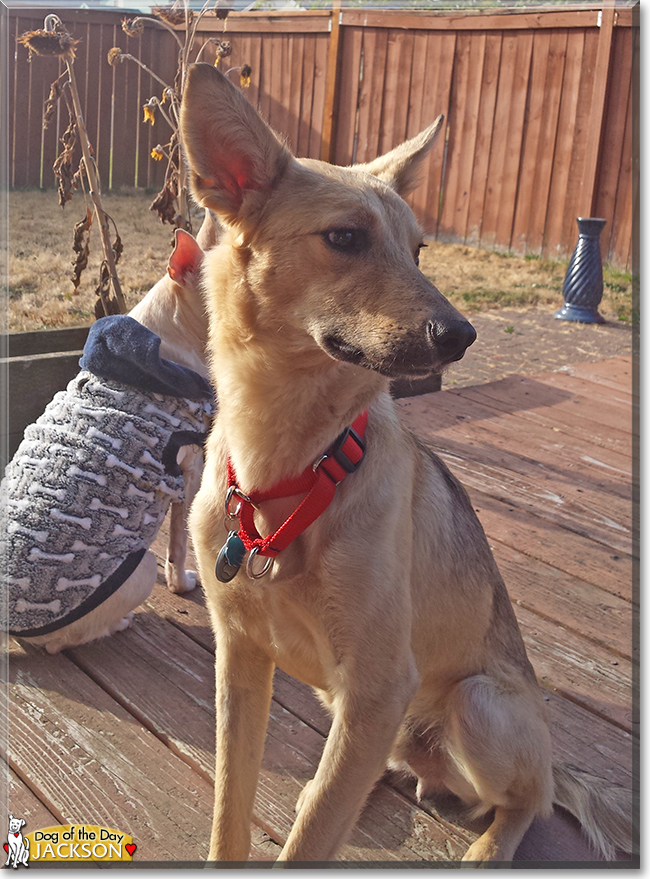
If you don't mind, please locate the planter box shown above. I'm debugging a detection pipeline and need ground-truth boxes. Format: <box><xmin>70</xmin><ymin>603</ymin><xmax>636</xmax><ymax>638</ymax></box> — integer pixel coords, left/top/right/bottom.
<box><xmin>1</xmin><ymin>326</ymin><xmax>90</xmax><ymax>468</ymax></box>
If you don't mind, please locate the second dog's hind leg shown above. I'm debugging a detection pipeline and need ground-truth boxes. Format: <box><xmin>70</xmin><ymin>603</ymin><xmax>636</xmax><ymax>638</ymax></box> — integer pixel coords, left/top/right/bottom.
<box><xmin>165</xmin><ymin>445</ymin><xmax>203</xmax><ymax>593</ymax></box>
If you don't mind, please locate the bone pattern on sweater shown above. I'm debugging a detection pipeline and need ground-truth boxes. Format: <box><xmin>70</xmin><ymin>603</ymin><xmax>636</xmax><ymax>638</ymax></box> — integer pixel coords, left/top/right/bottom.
<box><xmin>2</xmin><ymin>371</ymin><xmax>212</xmax><ymax>636</ymax></box>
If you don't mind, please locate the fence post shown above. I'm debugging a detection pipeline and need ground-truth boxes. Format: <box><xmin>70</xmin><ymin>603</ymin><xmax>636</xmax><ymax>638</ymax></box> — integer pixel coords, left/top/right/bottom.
<box><xmin>579</xmin><ymin>5</ymin><xmax>615</xmax><ymax>218</ymax></box>
<box><xmin>321</xmin><ymin>0</ymin><xmax>342</xmax><ymax>163</ymax></box>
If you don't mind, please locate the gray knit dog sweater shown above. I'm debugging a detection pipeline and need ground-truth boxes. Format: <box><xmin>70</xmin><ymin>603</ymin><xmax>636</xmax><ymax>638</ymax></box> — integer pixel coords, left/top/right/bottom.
<box><xmin>2</xmin><ymin>316</ymin><xmax>213</xmax><ymax>637</ymax></box>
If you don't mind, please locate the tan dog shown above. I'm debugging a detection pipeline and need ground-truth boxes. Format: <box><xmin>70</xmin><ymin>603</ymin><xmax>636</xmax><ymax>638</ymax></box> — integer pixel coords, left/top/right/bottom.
<box><xmin>3</xmin><ymin>214</ymin><xmax>216</xmax><ymax>654</ymax></box>
<box><xmin>180</xmin><ymin>64</ymin><xmax>631</xmax><ymax>863</ymax></box>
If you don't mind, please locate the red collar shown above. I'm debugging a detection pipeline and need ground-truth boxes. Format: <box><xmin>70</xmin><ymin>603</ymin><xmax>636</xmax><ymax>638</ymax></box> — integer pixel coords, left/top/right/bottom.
<box><xmin>216</xmin><ymin>411</ymin><xmax>368</xmax><ymax>581</ymax></box>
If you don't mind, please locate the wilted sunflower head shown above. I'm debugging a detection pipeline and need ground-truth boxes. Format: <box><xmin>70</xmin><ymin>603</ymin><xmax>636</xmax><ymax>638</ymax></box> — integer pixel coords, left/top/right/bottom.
<box><xmin>19</xmin><ymin>27</ymin><xmax>79</xmax><ymax>60</ymax></box>
<box><xmin>122</xmin><ymin>17</ymin><xmax>145</xmax><ymax>37</ymax></box>
<box><xmin>152</xmin><ymin>6</ymin><xmax>190</xmax><ymax>26</ymax></box>
<box><xmin>107</xmin><ymin>47</ymin><xmax>123</xmax><ymax>66</ymax></box>
<box><xmin>143</xmin><ymin>98</ymin><xmax>157</xmax><ymax>125</ymax></box>
<box><xmin>240</xmin><ymin>64</ymin><xmax>252</xmax><ymax>89</ymax></box>
<box><xmin>214</xmin><ymin>0</ymin><xmax>234</xmax><ymax>20</ymax></box>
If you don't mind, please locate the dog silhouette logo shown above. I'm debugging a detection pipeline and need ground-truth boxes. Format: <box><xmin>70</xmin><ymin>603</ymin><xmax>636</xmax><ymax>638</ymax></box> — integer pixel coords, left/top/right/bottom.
<box><xmin>4</xmin><ymin>815</ymin><xmax>30</xmax><ymax>869</ymax></box>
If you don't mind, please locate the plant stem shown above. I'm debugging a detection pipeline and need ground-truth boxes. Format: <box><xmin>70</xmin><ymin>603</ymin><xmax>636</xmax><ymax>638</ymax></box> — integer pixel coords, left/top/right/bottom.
<box><xmin>65</xmin><ymin>56</ymin><xmax>126</xmax><ymax>314</ymax></box>
<box><xmin>120</xmin><ymin>53</ymin><xmax>171</xmax><ymax>92</ymax></box>
<box><xmin>146</xmin><ymin>16</ymin><xmax>184</xmax><ymax>51</ymax></box>
<box><xmin>152</xmin><ymin>97</ymin><xmax>176</xmax><ymax>132</ymax></box>
<box><xmin>194</xmin><ymin>36</ymin><xmax>216</xmax><ymax>64</ymax></box>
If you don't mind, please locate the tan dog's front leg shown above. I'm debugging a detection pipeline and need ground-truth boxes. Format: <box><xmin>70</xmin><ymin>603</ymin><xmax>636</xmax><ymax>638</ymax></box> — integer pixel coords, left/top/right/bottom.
<box><xmin>165</xmin><ymin>445</ymin><xmax>203</xmax><ymax>593</ymax></box>
<box><xmin>209</xmin><ymin>628</ymin><xmax>275</xmax><ymax>862</ymax></box>
<box><xmin>279</xmin><ymin>662</ymin><xmax>419</xmax><ymax>861</ymax></box>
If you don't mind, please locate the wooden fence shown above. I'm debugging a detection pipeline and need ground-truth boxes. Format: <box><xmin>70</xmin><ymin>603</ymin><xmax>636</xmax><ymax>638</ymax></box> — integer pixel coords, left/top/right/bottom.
<box><xmin>8</xmin><ymin>5</ymin><xmax>637</xmax><ymax>268</ymax></box>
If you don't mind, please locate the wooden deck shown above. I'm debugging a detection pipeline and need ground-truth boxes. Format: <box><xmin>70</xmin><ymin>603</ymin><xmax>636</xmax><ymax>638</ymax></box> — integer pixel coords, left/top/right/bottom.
<box><xmin>4</xmin><ymin>355</ymin><xmax>637</xmax><ymax>865</ymax></box>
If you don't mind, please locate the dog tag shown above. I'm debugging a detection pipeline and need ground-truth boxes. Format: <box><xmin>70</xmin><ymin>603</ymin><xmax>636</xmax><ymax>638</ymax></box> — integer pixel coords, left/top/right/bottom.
<box><xmin>215</xmin><ymin>531</ymin><xmax>246</xmax><ymax>583</ymax></box>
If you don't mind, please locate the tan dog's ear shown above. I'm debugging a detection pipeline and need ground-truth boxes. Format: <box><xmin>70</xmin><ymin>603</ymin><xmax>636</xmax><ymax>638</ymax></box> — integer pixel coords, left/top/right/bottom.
<box><xmin>181</xmin><ymin>63</ymin><xmax>291</xmax><ymax>225</ymax></box>
<box><xmin>355</xmin><ymin>114</ymin><xmax>445</xmax><ymax>198</ymax></box>
<box><xmin>168</xmin><ymin>229</ymin><xmax>204</xmax><ymax>286</ymax></box>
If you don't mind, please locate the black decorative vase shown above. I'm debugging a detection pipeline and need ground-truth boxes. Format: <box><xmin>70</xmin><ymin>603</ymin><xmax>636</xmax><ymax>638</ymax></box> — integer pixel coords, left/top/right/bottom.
<box><xmin>555</xmin><ymin>217</ymin><xmax>606</xmax><ymax>324</ymax></box>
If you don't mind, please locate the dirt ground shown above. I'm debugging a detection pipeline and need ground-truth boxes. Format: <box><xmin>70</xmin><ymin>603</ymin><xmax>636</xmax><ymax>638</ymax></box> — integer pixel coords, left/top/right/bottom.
<box><xmin>6</xmin><ymin>189</ymin><xmax>634</xmax><ymax>389</ymax></box>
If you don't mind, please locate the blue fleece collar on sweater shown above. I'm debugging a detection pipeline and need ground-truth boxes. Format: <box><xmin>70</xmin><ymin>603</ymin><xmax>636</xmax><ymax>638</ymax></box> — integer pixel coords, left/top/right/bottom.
<box><xmin>79</xmin><ymin>315</ymin><xmax>212</xmax><ymax>401</ymax></box>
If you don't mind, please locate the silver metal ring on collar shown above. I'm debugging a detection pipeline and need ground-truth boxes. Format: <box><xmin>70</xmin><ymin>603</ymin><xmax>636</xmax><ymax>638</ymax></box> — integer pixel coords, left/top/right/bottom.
<box><xmin>224</xmin><ymin>485</ymin><xmax>242</xmax><ymax>521</ymax></box>
<box><xmin>246</xmin><ymin>548</ymin><xmax>274</xmax><ymax>580</ymax></box>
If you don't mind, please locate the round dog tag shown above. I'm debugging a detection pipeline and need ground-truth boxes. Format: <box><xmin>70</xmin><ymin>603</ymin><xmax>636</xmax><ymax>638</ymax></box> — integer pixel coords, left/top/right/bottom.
<box><xmin>215</xmin><ymin>531</ymin><xmax>246</xmax><ymax>583</ymax></box>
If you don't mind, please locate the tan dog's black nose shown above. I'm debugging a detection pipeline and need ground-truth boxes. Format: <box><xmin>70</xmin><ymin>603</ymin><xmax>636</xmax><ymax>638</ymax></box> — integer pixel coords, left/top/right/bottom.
<box><xmin>427</xmin><ymin>318</ymin><xmax>477</xmax><ymax>362</ymax></box>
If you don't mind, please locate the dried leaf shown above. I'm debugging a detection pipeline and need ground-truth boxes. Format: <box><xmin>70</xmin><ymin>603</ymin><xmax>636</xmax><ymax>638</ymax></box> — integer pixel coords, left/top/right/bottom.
<box><xmin>95</xmin><ymin>262</ymin><xmax>121</xmax><ymax>318</ymax></box>
<box><xmin>150</xmin><ymin>184</ymin><xmax>177</xmax><ymax>226</ymax></box>
<box><xmin>43</xmin><ymin>78</ymin><xmax>63</xmax><ymax>130</ymax></box>
<box><xmin>113</xmin><ymin>231</ymin><xmax>123</xmax><ymax>265</ymax></box>
<box><xmin>53</xmin><ymin>119</ymin><xmax>78</xmax><ymax>207</ymax></box>
<box><xmin>71</xmin><ymin>208</ymin><xmax>92</xmax><ymax>293</ymax></box>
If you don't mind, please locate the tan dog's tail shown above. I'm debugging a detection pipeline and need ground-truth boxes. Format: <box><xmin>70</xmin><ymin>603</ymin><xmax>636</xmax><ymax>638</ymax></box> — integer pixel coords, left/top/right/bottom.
<box><xmin>553</xmin><ymin>764</ymin><xmax>634</xmax><ymax>860</ymax></box>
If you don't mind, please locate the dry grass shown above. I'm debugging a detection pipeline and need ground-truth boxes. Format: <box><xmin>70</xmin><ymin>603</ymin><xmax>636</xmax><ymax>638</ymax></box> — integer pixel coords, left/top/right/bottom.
<box><xmin>419</xmin><ymin>242</ymin><xmax>633</xmax><ymax>323</ymax></box>
<box><xmin>7</xmin><ymin>190</ymin><xmax>193</xmax><ymax>331</ymax></box>
<box><xmin>6</xmin><ymin>190</ymin><xmax>633</xmax><ymax>332</ymax></box>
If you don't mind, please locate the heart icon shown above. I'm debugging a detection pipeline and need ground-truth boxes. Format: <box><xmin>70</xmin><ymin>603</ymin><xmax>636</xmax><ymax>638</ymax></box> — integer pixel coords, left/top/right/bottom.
<box><xmin>3</xmin><ymin>844</ymin><xmax>8</xmax><ymax>854</ymax></box>
<box><xmin>125</xmin><ymin>843</ymin><xmax>137</xmax><ymax>857</ymax></box>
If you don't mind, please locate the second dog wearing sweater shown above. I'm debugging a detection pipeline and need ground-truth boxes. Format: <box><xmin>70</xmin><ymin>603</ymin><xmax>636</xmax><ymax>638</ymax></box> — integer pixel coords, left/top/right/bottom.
<box><xmin>2</xmin><ymin>215</ymin><xmax>216</xmax><ymax>653</ymax></box>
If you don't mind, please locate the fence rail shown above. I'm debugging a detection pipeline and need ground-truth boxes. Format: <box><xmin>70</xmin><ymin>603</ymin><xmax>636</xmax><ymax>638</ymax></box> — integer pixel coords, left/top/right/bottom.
<box><xmin>8</xmin><ymin>5</ymin><xmax>637</xmax><ymax>268</ymax></box>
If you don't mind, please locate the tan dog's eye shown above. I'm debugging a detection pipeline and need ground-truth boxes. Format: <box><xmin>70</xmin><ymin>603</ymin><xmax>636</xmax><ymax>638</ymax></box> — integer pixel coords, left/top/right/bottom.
<box><xmin>325</xmin><ymin>229</ymin><xmax>368</xmax><ymax>254</ymax></box>
<box><xmin>415</xmin><ymin>243</ymin><xmax>427</xmax><ymax>267</ymax></box>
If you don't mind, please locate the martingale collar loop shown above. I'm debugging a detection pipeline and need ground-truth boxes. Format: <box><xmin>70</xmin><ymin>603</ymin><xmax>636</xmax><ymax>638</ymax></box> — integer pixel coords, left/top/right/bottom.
<box><xmin>215</xmin><ymin>411</ymin><xmax>368</xmax><ymax>583</ymax></box>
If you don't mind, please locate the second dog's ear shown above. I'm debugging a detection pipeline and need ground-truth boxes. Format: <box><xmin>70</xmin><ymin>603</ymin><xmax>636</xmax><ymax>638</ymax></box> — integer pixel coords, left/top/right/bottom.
<box><xmin>356</xmin><ymin>115</ymin><xmax>445</xmax><ymax>198</ymax></box>
<box><xmin>168</xmin><ymin>229</ymin><xmax>203</xmax><ymax>286</ymax></box>
<box><xmin>181</xmin><ymin>63</ymin><xmax>291</xmax><ymax>225</ymax></box>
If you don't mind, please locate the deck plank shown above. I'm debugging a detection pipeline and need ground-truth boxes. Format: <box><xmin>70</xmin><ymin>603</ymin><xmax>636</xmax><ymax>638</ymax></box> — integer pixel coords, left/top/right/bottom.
<box><xmin>3</xmin><ymin>763</ymin><xmax>60</xmax><ymax>830</ymax></box>
<box><xmin>493</xmin><ymin>541</ymin><xmax>633</xmax><ymax>659</ymax></box>
<box><xmin>467</xmin><ymin>490</ymin><xmax>633</xmax><ymax>601</ymax></box>
<box><xmin>555</xmin><ymin>357</ymin><xmax>632</xmax><ymax>393</ymax></box>
<box><xmin>5</xmin><ymin>639</ymin><xmax>277</xmax><ymax>862</ymax></box>
<box><xmin>453</xmin><ymin>377</ymin><xmax>632</xmax><ymax>456</ymax></box>
<box><xmin>398</xmin><ymin>387</ymin><xmax>632</xmax><ymax>491</ymax></box>
<box><xmin>433</xmin><ymin>444</ymin><xmax>631</xmax><ymax>555</ymax></box>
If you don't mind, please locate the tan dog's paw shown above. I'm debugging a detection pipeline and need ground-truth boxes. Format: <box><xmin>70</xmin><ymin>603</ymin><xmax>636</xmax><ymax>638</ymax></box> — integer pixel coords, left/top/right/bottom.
<box><xmin>166</xmin><ymin>565</ymin><xmax>198</xmax><ymax>594</ymax></box>
<box><xmin>461</xmin><ymin>838</ymin><xmax>510</xmax><ymax>867</ymax></box>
